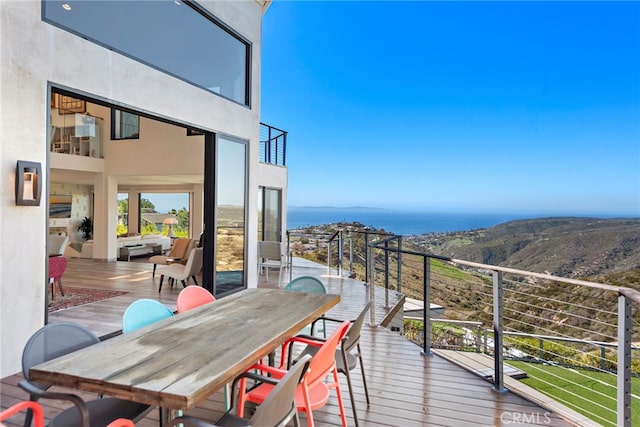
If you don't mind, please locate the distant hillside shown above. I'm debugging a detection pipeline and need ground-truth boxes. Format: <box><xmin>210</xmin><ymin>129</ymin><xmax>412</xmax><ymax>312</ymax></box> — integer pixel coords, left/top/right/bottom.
<box><xmin>406</xmin><ymin>217</ymin><xmax>640</xmax><ymax>279</ymax></box>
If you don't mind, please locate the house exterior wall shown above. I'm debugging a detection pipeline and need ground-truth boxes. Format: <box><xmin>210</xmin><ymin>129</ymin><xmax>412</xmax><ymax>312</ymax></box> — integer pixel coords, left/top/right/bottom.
<box><xmin>0</xmin><ymin>0</ymin><xmax>269</xmax><ymax>377</ymax></box>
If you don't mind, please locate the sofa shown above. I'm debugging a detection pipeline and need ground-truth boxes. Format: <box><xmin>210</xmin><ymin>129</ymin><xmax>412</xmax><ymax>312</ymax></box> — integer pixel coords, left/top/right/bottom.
<box><xmin>117</xmin><ymin>234</ymin><xmax>172</xmax><ymax>259</ymax></box>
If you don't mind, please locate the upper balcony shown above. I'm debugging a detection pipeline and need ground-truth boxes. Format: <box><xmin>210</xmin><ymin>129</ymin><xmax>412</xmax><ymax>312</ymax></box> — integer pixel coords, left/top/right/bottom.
<box><xmin>260</xmin><ymin>122</ymin><xmax>287</xmax><ymax>166</ymax></box>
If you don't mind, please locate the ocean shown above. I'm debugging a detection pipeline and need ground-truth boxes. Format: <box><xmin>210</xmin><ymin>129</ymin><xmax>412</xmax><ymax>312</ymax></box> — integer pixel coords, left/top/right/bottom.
<box><xmin>286</xmin><ymin>207</ymin><xmax>611</xmax><ymax>236</ymax></box>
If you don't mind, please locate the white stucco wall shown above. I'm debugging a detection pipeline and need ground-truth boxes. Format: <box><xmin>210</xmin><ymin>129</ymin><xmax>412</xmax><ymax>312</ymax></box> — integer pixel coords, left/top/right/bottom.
<box><xmin>0</xmin><ymin>0</ymin><xmax>267</xmax><ymax>377</ymax></box>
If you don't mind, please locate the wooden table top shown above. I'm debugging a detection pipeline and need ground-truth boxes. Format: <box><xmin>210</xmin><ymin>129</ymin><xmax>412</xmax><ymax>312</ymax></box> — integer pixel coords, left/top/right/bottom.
<box><xmin>29</xmin><ymin>288</ymin><xmax>340</xmax><ymax>410</ymax></box>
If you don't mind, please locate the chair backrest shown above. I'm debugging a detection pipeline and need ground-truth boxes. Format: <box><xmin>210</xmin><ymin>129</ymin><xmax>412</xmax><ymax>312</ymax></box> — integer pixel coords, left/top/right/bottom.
<box><xmin>284</xmin><ymin>276</ymin><xmax>326</xmax><ymax>294</ymax></box>
<box><xmin>168</xmin><ymin>238</ymin><xmax>193</xmax><ymax>259</ymax></box>
<box><xmin>122</xmin><ymin>299</ymin><xmax>174</xmax><ymax>333</ymax></box>
<box><xmin>21</xmin><ymin>322</ymin><xmax>100</xmax><ymax>379</ymax></box>
<box><xmin>250</xmin><ymin>354</ymin><xmax>311</xmax><ymax>426</ymax></box>
<box><xmin>0</xmin><ymin>401</ymin><xmax>44</xmax><ymax>427</ymax></box>
<box><xmin>48</xmin><ymin>256</ymin><xmax>68</xmax><ymax>281</ymax></box>
<box><xmin>184</xmin><ymin>247</ymin><xmax>203</xmax><ymax>275</ymax></box>
<box><xmin>258</xmin><ymin>241</ymin><xmax>284</xmax><ymax>261</ymax></box>
<box><xmin>343</xmin><ymin>302</ymin><xmax>371</xmax><ymax>353</ymax></box>
<box><xmin>48</xmin><ymin>234</ymin><xmax>69</xmax><ymax>256</ymax></box>
<box><xmin>305</xmin><ymin>320</ymin><xmax>350</xmax><ymax>386</ymax></box>
<box><xmin>176</xmin><ymin>286</ymin><xmax>215</xmax><ymax>313</ymax></box>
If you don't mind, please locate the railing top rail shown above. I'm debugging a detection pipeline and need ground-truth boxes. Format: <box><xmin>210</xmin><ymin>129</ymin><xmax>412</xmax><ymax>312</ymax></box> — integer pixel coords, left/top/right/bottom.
<box><xmin>259</xmin><ymin>122</ymin><xmax>287</xmax><ymax>135</ymax></box>
<box><xmin>368</xmin><ymin>236</ymin><xmax>640</xmax><ymax>303</ymax></box>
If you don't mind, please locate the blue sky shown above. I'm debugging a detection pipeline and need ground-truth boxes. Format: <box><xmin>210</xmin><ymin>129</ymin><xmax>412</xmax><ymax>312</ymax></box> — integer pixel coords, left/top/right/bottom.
<box><xmin>260</xmin><ymin>1</ymin><xmax>640</xmax><ymax>216</ymax></box>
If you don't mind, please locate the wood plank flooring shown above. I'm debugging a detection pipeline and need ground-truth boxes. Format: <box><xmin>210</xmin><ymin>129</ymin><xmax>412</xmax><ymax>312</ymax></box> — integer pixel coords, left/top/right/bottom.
<box><xmin>0</xmin><ymin>257</ymin><xmax>581</xmax><ymax>426</ymax></box>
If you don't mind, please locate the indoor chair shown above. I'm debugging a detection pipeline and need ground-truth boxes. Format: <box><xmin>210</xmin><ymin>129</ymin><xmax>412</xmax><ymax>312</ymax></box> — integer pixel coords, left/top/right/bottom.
<box><xmin>157</xmin><ymin>247</ymin><xmax>203</xmax><ymax>292</ymax></box>
<box><xmin>48</xmin><ymin>256</ymin><xmax>67</xmax><ymax>300</ymax></box>
<box><xmin>165</xmin><ymin>354</ymin><xmax>312</xmax><ymax>427</ymax></box>
<box><xmin>149</xmin><ymin>237</ymin><xmax>195</xmax><ymax>278</ymax></box>
<box><xmin>19</xmin><ymin>322</ymin><xmax>151</xmax><ymax>427</ymax></box>
<box><xmin>122</xmin><ymin>299</ymin><xmax>174</xmax><ymax>333</ymax></box>
<box><xmin>237</xmin><ymin>321</ymin><xmax>351</xmax><ymax>427</ymax></box>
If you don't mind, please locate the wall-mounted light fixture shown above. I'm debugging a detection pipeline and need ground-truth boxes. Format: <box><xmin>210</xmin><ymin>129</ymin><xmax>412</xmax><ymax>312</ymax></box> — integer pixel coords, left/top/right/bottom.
<box><xmin>15</xmin><ymin>160</ymin><xmax>42</xmax><ymax>206</ymax></box>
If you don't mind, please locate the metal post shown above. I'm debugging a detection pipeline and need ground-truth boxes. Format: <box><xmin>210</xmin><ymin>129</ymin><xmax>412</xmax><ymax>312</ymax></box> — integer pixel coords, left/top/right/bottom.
<box><xmin>423</xmin><ymin>255</ymin><xmax>432</xmax><ymax>356</ymax></box>
<box><xmin>601</xmin><ymin>346</ymin><xmax>606</xmax><ymax>372</ymax></box>
<box><xmin>349</xmin><ymin>232</ymin><xmax>353</xmax><ymax>277</ymax></box>
<box><xmin>539</xmin><ymin>338</ymin><xmax>544</xmax><ymax>361</ymax></box>
<box><xmin>364</xmin><ymin>233</ymin><xmax>369</xmax><ymax>283</ymax></box>
<box><xmin>338</xmin><ymin>230</ymin><xmax>343</xmax><ymax>277</ymax></box>
<box><xmin>617</xmin><ymin>294</ymin><xmax>632</xmax><ymax>427</ymax></box>
<box><xmin>397</xmin><ymin>236</ymin><xmax>402</xmax><ymax>293</ymax></box>
<box><xmin>367</xmin><ymin>244</ymin><xmax>376</xmax><ymax>326</ymax></box>
<box><xmin>492</xmin><ymin>270</ymin><xmax>506</xmax><ymax>392</ymax></box>
<box><xmin>384</xmin><ymin>240</ymin><xmax>390</xmax><ymax>309</ymax></box>
<box><xmin>327</xmin><ymin>241</ymin><xmax>332</xmax><ymax>275</ymax></box>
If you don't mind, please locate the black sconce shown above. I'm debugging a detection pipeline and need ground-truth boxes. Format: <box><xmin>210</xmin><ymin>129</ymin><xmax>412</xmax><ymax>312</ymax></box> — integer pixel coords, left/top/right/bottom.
<box><xmin>15</xmin><ymin>160</ymin><xmax>42</xmax><ymax>206</ymax></box>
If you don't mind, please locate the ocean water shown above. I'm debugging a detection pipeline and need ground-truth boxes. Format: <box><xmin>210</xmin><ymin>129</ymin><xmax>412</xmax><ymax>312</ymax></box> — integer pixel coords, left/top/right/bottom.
<box><xmin>287</xmin><ymin>207</ymin><xmax>569</xmax><ymax>236</ymax></box>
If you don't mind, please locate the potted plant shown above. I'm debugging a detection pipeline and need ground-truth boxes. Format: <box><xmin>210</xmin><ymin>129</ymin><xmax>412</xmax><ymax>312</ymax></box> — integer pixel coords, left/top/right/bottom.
<box><xmin>78</xmin><ymin>216</ymin><xmax>93</xmax><ymax>240</ymax></box>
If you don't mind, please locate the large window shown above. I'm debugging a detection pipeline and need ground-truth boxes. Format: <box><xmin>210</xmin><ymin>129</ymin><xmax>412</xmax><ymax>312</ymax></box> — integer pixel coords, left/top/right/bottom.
<box><xmin>139</xmin><ymin>193</ymin><xmax>190</xmax><ymax>237</ymax></box>
<box><xmin>43</xmin><ymin>1</ymin><xmax>250</xmax><ymax>105</ymax></box>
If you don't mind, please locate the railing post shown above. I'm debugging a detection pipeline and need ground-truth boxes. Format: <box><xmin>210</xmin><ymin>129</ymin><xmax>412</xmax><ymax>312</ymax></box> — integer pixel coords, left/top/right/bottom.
<box><xmin>493</xmin><ymin>270</ymin><xmax>506</xmax><ymax>393</ymax></box>
<box><xmin>539</xmin><ymin>338</ymin><xmax>544</xmax><ymax>361</ymax></box>
<box><xmin>349</xmin><ymin>232</ymin><xmax>353</xmax><ymax>277</ymax></box>
<box><xmin>475</xmin><ymin>325</ymin><xmax>482</xmax><ymax>353</ymax></box>
<box><xmin>384</xmin><ymin>240</ymin><xmax>389</xmax><ymax>309</ymax></box>
<box><xmin>282</xmin><ymin>131</ymin><xmax>287</xmax><ymax>166</ymax></box>
<box><xmin>286</xmin><ymin>230</ymin><xmax>292</xmax><ymax>282</ymax></box>
<box><xmin>327</xmin><ymin>241</ymin><xmax>332</xmax><ymax>275</ymax></box>
<box><xmin>397</xmin><ymin>236</ymin><xmax>402</xmax><ymax>293</ymax></box>
<box><xmin>364</xmin><ymin>233</ymin><xmax>369</xmax><ymax>283</ymax></box>
<box><xmin>338</xmin><ymin>230</ymin><xmax>343</xmax><ymax>277</ymax></box>
<box><xmin>618</xmin><ymin>293</ymin><xmax>632</xmax><ymax>427</ymax></box>
<box><xmin>367</xmin><ymin>243</ymin><xmax>376</xmax><ymax>326</ymax></box>
<box><xmin>266</xmin><ymin>125</ymin><xmax>272</xmax><ymax>164</ymax></box>
<box><xmin>422</xmin><ymin>255</ymin><xmax>432</xmax><ymax>356</ymax></box>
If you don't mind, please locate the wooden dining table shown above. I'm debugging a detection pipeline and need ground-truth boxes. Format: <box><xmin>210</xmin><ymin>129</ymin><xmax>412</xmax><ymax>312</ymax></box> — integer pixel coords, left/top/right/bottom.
<box><xmin>29</xmin><ymin>288</ymin><xmax>340</xmax><ymax>422</ymax></box>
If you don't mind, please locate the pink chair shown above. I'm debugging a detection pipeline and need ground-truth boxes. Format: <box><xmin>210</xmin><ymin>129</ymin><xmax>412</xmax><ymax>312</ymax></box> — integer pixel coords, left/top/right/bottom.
<box><xmin>107</xmin><ymin>419</ymin><xmax>135</xmax><ymax>427</ymax></box>
<box><xmin>48</xmin><ymin>256</ymin><xmax>68</xmax><ymax>300</ymax></box>
<box><xmin>176</xmin><ymin>285</ymin><xmax>216</xmax><ymax>314</ymax></box>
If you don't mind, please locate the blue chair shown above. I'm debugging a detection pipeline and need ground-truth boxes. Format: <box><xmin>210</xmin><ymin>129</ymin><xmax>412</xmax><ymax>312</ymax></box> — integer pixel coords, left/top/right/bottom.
<box><xmin>122</xmin><ymin>299</ymin><xmax>174</xmax><ymax>333</ymax></box>
<box><xmin>284</xmin><ymin>276</ymin><xmax>327</xmax><ymax>337</ymax></box>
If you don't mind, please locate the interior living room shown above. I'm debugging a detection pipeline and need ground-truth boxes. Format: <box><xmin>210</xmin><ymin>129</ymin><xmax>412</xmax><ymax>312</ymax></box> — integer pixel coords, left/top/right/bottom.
<box><xmin>49</xmin><ymin>90</ymin><xmax>205</xmax><ymax>262</ymax></box>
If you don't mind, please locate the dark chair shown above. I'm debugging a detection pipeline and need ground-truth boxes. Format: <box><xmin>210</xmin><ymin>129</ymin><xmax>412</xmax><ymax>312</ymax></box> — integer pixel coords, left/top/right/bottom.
<box><xmin>19</xmin><ymin>322</ymin><xmax>151</xmax><ymax>427</ymax></box>
<box><xmin>48</xmin><ymin>256</ymin><xmax>67</xmax><ymax>299</ymax></box>
<box><xmin>165</xmin><ymin>354</ymin><xmax>312</xmax><ymax>427</ymax></box>
<box><xmin>301</xmin><ymin>302</ymin><xmax>372</xmax><ymax>427</ymax></box>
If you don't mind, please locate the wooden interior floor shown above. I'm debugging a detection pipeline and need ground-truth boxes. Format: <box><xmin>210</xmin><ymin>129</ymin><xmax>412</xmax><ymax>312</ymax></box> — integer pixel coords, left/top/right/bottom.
<box><xmin>0</xmin><ymin>257</ymin><xmax>581</xmax><ymax>426</ymax></box>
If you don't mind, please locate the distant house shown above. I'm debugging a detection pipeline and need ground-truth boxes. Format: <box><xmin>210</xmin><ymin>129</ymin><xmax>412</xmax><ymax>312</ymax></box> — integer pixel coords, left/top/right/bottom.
<box><xmin>141</xmin><ymin>213</ymin><xmax>177</xmax><ymax>232</ymax></box>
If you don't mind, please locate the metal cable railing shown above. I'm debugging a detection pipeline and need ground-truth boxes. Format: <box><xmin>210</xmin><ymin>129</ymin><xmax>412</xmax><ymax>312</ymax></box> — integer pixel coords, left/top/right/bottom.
<box><xmin>259</xmin><ymin>122</ymin><xmax>287</xmax><ymax>166</ymax></box>
<box><xmin>288</xmin><ymin>225</ymin><xmax>640</xmax><ymax>426</ymax></box>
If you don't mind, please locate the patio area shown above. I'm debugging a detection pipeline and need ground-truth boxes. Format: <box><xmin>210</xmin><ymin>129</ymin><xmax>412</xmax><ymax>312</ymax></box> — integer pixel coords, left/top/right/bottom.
<box><xmin>0</xmin><ymin>257</ymin><xmax>580</xmax><ymax>426</ymax></box>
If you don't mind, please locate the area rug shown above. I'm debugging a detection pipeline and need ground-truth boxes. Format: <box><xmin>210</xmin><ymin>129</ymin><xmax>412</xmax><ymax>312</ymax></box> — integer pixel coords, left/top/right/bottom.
<box><xmin>48</xmin><ymin>287</ymin><xmax>129</xmax><ymax>313</ymax></box>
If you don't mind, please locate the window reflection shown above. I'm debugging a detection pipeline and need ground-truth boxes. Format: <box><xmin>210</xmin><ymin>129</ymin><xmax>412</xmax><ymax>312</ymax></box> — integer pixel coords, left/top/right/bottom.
<box><xmin>215</xmin><ymin>137</ymin><xmax>246</xmax><ymax>294</ymax></box>
<box><xmin>43</xmin><ymin>1</ymin><xmax>249</xmax><ymax>105</ymax></box>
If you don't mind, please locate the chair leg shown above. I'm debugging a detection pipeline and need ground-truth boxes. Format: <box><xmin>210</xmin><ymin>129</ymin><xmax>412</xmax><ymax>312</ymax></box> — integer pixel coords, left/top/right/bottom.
<box><xmin>153</xmin><ymin>264</ymin><xmax>157</xmax><ymax>278</ymax></box>
<box><xmin>343</xmin><ymin>369</ymin><xmax>359</xmax><ymax>427</ymax></box>
<box><xmin>181</xmin><ymin>280</ymin><xmax>187</xmax><ymax>288</ymax></box>
<box><xmin>158</xmin><ymin>275</ymin><xmax>164</xmax><ymax>292</ymax></box>
<box><xmin>333</xmin><ymin>368</ymin><xmax>348</xmax><ymax>427</ymax></box>
<box><xmin>192</xmin><ymin>275</ymin><xmax>199</xmax><ymax>286</ymax></box>
<box><xmin>57</xmin><ymin>279</ymin><xmax>65</xmax><ymax>297</ymax></box>
<box><xmin>358</xmin><ymin>343</ymin><xmax>370</xmax><ymax>405</ymax></box>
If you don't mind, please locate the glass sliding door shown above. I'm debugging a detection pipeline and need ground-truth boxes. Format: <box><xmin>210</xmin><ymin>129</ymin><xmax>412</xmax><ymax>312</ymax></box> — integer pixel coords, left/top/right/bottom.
<box><xmin>259</xmin><ymin>187</ymin><xmax>282</xmax><ymax>242</ymax></box>
<box><xmin>215</xmin><ymin>136</ymin><xmax>247</xmax><ymax>295</ymax></box>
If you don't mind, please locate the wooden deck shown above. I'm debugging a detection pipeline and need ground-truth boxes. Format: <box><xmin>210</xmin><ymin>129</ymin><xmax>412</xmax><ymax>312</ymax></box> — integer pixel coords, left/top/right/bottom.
<box><xmin>0</xmin><ymin>257</ymin><xmax>582</xmax><ymax>426</ymax></box>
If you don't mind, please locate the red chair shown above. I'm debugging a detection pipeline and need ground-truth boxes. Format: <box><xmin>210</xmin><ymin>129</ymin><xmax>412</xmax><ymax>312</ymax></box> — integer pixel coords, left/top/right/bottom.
<box><xmin>0</xmin><ymin>401</ymin><xmax>44</xmax><ymax>427</ymax></box>
<box><xmin>107</xmin><ymin>419</ymin><xmax>135</xmax><ymax>427</ymax></box>
<box><xmin>48</xmin><ymin>256</ymin><xmax>67</xmax><ymax>300</ymax></box>
<box><xmin>176</xmin><ymin>285</ymin><xmax>216</xmax><ymax>313</ymax></box>
<box><xmin>237</xmin><ymin>320</ymin><xmax>351</xmax><ymax>427</ymax></box>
